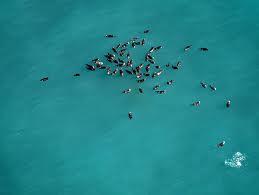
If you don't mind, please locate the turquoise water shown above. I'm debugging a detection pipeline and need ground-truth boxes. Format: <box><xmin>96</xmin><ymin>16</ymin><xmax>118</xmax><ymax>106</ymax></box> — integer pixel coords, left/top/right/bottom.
<box><xmin>1</xmin><ymin>0</ymin><xmax>259</xmax><ymax>194</ymax></box>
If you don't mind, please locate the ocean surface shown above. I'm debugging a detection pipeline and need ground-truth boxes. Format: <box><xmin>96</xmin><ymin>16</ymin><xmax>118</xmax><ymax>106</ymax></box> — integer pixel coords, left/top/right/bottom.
<box><xmin>1</xmin><ymin>0</ymin><xmax>259</xmax><ymax>194</ymax></box>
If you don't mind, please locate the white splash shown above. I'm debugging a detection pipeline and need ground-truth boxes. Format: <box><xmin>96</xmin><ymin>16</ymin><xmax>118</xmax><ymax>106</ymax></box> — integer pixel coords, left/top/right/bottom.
<box><xmin>224</xmin><ymin>152</ymin><xmax>246</xmax><ymax>168</ymax></box>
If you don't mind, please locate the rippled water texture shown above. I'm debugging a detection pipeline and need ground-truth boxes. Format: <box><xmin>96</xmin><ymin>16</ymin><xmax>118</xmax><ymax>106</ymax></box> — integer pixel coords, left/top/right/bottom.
<box><xmin>1</xmin><ymin>0</ymin><xmax>259</xmax><ymax>194</ymax></box>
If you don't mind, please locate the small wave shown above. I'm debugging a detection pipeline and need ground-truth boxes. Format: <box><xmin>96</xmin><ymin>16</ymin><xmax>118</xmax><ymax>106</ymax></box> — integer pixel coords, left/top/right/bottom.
<box><xmin>224</xmin><ymin>152</ymin><xmax>246</xmax><ymax>168</ymax></box>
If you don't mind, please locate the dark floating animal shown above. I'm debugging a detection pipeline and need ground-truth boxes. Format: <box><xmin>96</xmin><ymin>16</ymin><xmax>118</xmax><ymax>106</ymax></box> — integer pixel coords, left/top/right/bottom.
<box><xmin>125</xmin><ymin>69</ymin><xmax>133</xmax><ymax>75</ymax></box>
<box><xmin>105</xmin><ymin>34</ymin><xmax>116</xmax><ymax>38</ymax></box>
<box><xmin>149</xmin><ymin>47</ymin><xmax>155</xmax><ymax>53</ymax></box>
<box><xmin>145</xmin><ymin>64</ymin><xmax>150</xmax><ymax>72</ymax></box>
<box><xmin>166</xmin><ymin>63</ymin><xmax>170</xmax><ymax>67</ymax></box>
<box><xmin>156</xmin><ymin>90</ymin><xmax>166</xmax><ymax>94</ymax></box>
<box><xmin>155</xmin><ymin>65</ymin><xmax>161</xmax><ymax>69</ymax></box>
<box><xmin>152</xmin><ymin>70</ymin><xmax>163</xmax><ymax>78</ymax></box>
<box><xmin>192</xmin><ymin>101</ymin><xmax>201</xmax><ymax>106</ymax></box>
<box><xmin>172</xmin><ymin>61</ymin><xmax>181</xmax><ymax>70</ymax></box>
<box><xmin>217</xmin><ymin>141</ymin><xmax>225</xmax><ymax>148</ymax></box>
<box><xmin>123</xmin><ymin>88</ymin><xmax>132</xmax><ymax>94</ymax></box>
<box><xmin>226</xmin><ymin>100</ymin><xmax>231</xmax><ymax>108</ymax></box>
<box><xmin>40</xmin><ymin>77</ymin><xmax>48</xmax><ymax>82</ymax></box>
<box><xmin>139</xmin><ymin>88</ymin><xmax>144</xmax><ymax>93</ymax></box>
<box><xmin>128</xmin><ymin>112</ymin><xmax>133</xmax><ymax>120</ymax></box>
<box><xmin>106</xmin><ymin>68</ymin><xmax>111</xmax><ymax>75</ymax></box>
<box><xmin>209</xmin><ymin>85</ymin><xmax>216</xmax><ymax>91</ymax></box>
<box><xmin>144</xmin><ymin>30</ymin><xmax>150</xmax><ymax>33</ymax></box>
<box><xmin>200</xmin><ymin>82</ymin><xmax>207</xmax><ymax>88</ymax></box>
<box><xmin>136</xmin><ymin>73</ymin><xmax>143</xmax><ymax>79</ymax></box>
<box><xmin>184</xmin><ymin>45</ymin><xmax>192</xmax><ymax>52</ymax></box>
<box><xmin>119</xmin><ymin>69</ymin><xmax>124</xmax><ymax>77</ymax></box>
<box><xmin>200</xmin><ymin>47</ymin><xmax>208</xmax><ymax>51</ymax></box>
<box><xmin>73</xmin><ymin>73</ymin><xmax>80</xmax><ymax>77</ymax></box>
<box><xmin>112</xmin><ymin>47</ymin><xmax>117</xmax><ymax>53</ymax></box>
<box><xmin>167</xmin><ymin>80</ymin><xmax>174</xmax><ymax>85</ymax></box>
<box><xmin>137</xmin><ymin>78</ymin><xmax>146</xmax><ymax>83</ymax></box>
<box><xmin>126</xmin><ymin>53</ymin><xmax>130</xmax><ymax>59</ymax></box>
<box><xmin>155</xmin><ymin>46</ymin><xmax>162</xmax><ymax>51</ymax></box>
<box><xmin>86</xmin><ymin>64</ymin><xmax>96</xmax><ymax>71</ymax></box>
<box><xmin>153</xmin><ymin>84</ymin><xmax>160</xmax><ymax>90</ymax></box>
<box><xmin>112</xmin><ymin>68</ymin><xmax>118</xmax><ymax>75</ymax></box>
<box><xmin>141</xmin><ymin>39</ymin><xmax>145</xmax><ymax>45</ymax></box>
<box><xmin>92</xmin><ymin>58</ymin><xmax>100</xmax><ymax>63</ymax></box>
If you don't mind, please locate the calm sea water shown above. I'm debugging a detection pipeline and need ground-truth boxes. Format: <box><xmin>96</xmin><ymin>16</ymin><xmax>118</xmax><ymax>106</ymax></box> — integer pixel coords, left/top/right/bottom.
<box><xmin>1</xmin><ymin>0</ymin><xmax>259</xmax><ymax>194</ymax></box>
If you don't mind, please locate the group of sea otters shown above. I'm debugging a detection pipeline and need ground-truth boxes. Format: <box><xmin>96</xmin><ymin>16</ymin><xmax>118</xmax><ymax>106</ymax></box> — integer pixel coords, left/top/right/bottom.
<box><xmin>40</xmin><ymin>29</ymin><xmax>230</xmax><ymax>148</ymax></box>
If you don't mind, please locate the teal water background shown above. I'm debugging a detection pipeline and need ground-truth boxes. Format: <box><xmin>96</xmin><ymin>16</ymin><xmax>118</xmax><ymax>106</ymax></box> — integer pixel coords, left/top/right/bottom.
<box><xmin>1</xmin><ymin>0</ymin><xmax>259</xmax><ymax>194</ymax></box>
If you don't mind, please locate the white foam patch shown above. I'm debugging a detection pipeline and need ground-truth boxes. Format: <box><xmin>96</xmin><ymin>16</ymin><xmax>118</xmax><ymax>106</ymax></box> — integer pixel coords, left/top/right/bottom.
<box><xmin>224</xmin><ymin>152</ymin><xmax>246</xmax><ymax>168</ymax></box>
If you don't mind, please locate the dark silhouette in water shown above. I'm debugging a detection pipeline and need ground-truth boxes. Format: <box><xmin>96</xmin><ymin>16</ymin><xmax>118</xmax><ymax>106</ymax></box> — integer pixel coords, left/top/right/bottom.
<box><xmin>105</xmin><ymin>34</ymin><xmax>116</xmax><ymax>38</ymax></box>
<box><xmin>139</xmin><ymin>88</ymin><xmax>144</xmax><ymax>94</ymax></box>
<box><xmin>226</xmin><ymin>100</ymin><xmax>231</xmax><ymax>108</ymax></box>
<box><xmin>40</xmin><ymin>77</ymin><xmax>48</xmax><ymax>82</ymax></box>
<box><xmin>86</xmin><ymin>64</ymin><xmax>96</xmax><ymax>71</ymax></box>
<box><xmin>209</xmin><ymin>85</ymin><xmax>216</xmax><ymax>91</ymax></box>
<box><xmin>200</xmin><ymin>82</ymin><xmax>207</xmax><ymax>88</ymax></box>
<box><xmin>192</xmin><ymin>101</ymin><xmax>201</xmax><ymax>106</ymax></box>
<box><xmin>172</xmin><ymin>61</ymin><xmax>181</xmax><ymax>70</ymax></box>
<box><xmin>217</xmin><ymin>141</ymin><xmax>225</xmax><ymax>148</ymax></box>
<box><xmin>200</xmin><ymin>47</ymin><xmax>208</xmax><ymax>51</ymax></box>
<box><xmin>144</xmin><ymin>30</ymin><xmax>150</xmax><ymax>33</ymax></box>
<box><xmin>153</xmin><ymin>84</ymin><xmax>160</xmax><ymax>90</ymax></box>
<box><xmin>184</xmin><ymin>45</ymin><xmax>192</xmax><ymax>51</ymax></box>
<box><xmin>156</xmin><ymin>90</ymin><xmax>166</xmax><ymax>94</ymax></box>
<box><xmin>123</xmin><ymin>89</ymin><xmax>132</xmax><ymax>94</ymax></box>
<box><xmin>73</xmin><ymin>73</ymin><xmax>80</xmax><ymax>77</ymax></box>
<box><xmin>167</xmin><ymin>80</ymin><xmax>174</xmax><ymax>85</ymax></box>
<box><xmin>128</xmin><ymin>112</ymin><xmax>133</xmax><ymax>120</ymax></box>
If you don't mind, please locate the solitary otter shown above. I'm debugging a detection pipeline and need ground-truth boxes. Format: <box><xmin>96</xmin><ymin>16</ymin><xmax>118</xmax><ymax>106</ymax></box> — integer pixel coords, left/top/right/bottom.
<box><xmin>172</xmin><ymin>61</ymin><xmax>181</xmax><ymax>70</ymax></box>
<box><xmin>200</xmin><ymin>47</ymin><xmax>208</xmax><ymax>51</ymax></box>
<box><xmin>167</xmin><ymin>80</ymin><xmax>174</xmax><ymax>85</ymax></box>
<box><xmin>105</xmin><ymin>34</ymin><xmax>116</xmax><ymax>38</ymax></box>
<box><xmin>226</xmin><ymin>100</ymin><xmax>231</xmax><ymax>108</ymax></box>
<box><xmin>200</xmin><ymin>82</ymin><xmax>207</xmax><ymax>88</ymax></box>
<box><xmin>217</xmin><ymin>141</ymin><xmax>225</xmax><ymax>148</ymax></box>
<box><xmin>139</xmin><ymin>88</ymin><xmax>144</xmax><ymax>93</ymax></box>
<box><xmin>40</xmin><ymin>77</ymin><xmax>48</xmax><ymax>82</ymax></box>
<box><xmin>184</xmin><ymin>45</ymin><xmax>192</xmax><ymax>51</ymax></box>
<box><xmin>141</xmin><ymin>39</ymin><xmax>145</xmax><ymax>45</ymax></box>
<box><xmin>123</xmin><ymin>88</ymin><xmax>132</xmax><ymax>94</ymax></box>
<box><xmin>144</xmin><ymin>30</ymin><xmax>150</xmax><ymax>33</ymax></box>
<box><xmin>128</xmin><ymin>112</ymin><xmax>133</xmax><ymax>120</ymax></box>
<box><xmin>73</xmin><ymin>73</ymin><xmax>80</xmax><ymax>77</ymax></box>
<box><xmin>209</xmin><ymin>85</ymin><xmax>216</xmax><ymax>91</ymax></box>
<box><xmin>192</xmin><ymin>101</ymin><xmax>201</xmax><ymax>106</ymax></box>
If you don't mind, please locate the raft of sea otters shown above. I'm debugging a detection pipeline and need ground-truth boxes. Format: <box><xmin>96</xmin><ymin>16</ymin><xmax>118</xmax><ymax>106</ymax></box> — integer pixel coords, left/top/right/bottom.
<box><xmin>40</xmin><ymin>30</ymin><xmax>230</xmax><ymax>148</ymax></box>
